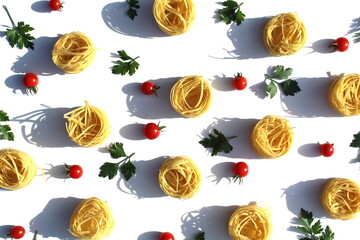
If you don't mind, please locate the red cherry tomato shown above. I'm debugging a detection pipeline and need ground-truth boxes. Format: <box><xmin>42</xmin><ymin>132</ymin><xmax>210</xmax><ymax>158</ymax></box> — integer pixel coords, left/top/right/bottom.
<box><xmin>232</xmin><ymin>72</ymin><xmax>247</xmax><ymax>90</ymax></box>
<box><xmin>320</xmin><ymin>143</ymin><xmax>335</xmax><ymax>157</ymax></box>
<box><xmin>23</xmin><ymin>73</ymin><xmax>39</xmax><ymax>94</ymax></box>
<box><xmin>232</xmin><ymin>162</ymin><xmax>248</xmax><ymax>184</ymax></box>
<box><xmin>9</xmin><ymin>226</ymin><xmax>25</xmax><ymax>239</ymax></box>
<box><xmin>65</xmin><ymin>164</ymin><xmax>83</xmax><ymax>179</ymax></box>
<box><xmin>159</xmin><ymin>232</ymin><xmax>175</xmax><ymax>240</ymax></box>
<box><xmin>143</xmin><ymin>122</ymin><xmax>165</xmax><ymax>140</ymax></box>
<box><xmin>332</xmin><ymin>37</ymin><xmax>349</xmax><ymax>52</ymax></box>
<box><xmin>140</xmin><ymin>81</ymin><xmax>160</xmax><ymax>96</ymax></box>
<box><xmin>49</xmin><ymin>0</ymin><xmax>63</xmax><ymax>11</ymax></box>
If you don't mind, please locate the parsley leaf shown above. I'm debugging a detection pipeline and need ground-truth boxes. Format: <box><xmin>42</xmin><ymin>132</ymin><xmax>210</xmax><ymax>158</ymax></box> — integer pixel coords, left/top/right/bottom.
<box><xmin>3</xmin><ymin>5</ymin><xmax>35</xmax><ymax>50</ymax></box>
<box><xmin>0</xmin><ymin>110</ymin><xmax>10</xmax><ymax>121</ymax></box>
<box><xmin>295</xmin><ymin>208</ymin><xmax>334</xmax><ymax>240</ymax></box>
<box><xmin>126</xmin><ymin>0</ymin><xmax>140</xmax><ymax>20</ymax></box>
<box><xmin>111</xmin><ymin>50</ymin><xmax>140</xmax><ymax>76</ymax></box>
<box><xmin>264</xmin><ymin>65</ymin><xmax>301</xmax><ymax>98</ymax></box>
<box><xmin>0</xmin><ymin>125</ymin><xmax>14</xmax><ymax>141</ymax></box>
<box><xmin>195</xmin><ymin>231</ymin><xmax>205</xmax><ymax>240</ymax></box>
<box><xmin>199</xmin><ymin>128</ymin><xmax>236</xmax><ymax>156</ymax></box>
<box><xmin>99</xmin><ymin>142</ymin><xmax>136</xmax><ymax>180</ymax></box>
<box><xmin>350</xmin><ymin>132</ymin><xmax>360</xmax><ymax>148</ymax></box>
<box><xmin>218</xmin><ymin>1</ymin><xmax>245</xmax><ymax>25</ymax></box>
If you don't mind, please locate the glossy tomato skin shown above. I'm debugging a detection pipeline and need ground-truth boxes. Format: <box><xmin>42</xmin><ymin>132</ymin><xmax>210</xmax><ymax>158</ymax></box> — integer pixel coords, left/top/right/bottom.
<box><xmin>143</xmin><ymin>123</ymin><xmax>161</xmax><ymax>140</ymax></box>
<box><xmin>232</xmin><ymin>162</ymin><xmax>249</xmax><ymax>177</ymax></box>
<box><xmin>23</xmin><ymin>73</ymin><xmax>38</xmax><ymax>88</ymax></box>
<box><xmin>333</xmin><ymin>37</ymin><xmax>349</xmax><ymax>52</ymax></box>
<box><xmin>232</xmin><ymin>73</ymin><xmax>247</xmax><ymax>90</ymax></box>
<box><xmin>9</xmin><ymin>226</ymin><xmax>25</xmax><ymax>239</ymax></box>
<box><xmin>49</xmin><ymin>0</ymin><xmax>63</xmax><ymax>11</ymax></box>
<box><xmin>69</xmin><ymin>165</ymin><xmax>83</xmax><ymax>179</ymax></box>
<box><xmin>141</xmin><ymin>81</ymin><xmax>160</xmax><ymax>96</ymax></box>
<box><xmin>320</xmin><ymin>143</ymin><xmax>335</xmax><ymax>157</ymax></box>
<box><xmin>159</xmin><ymin>232</ymin><xmax>175</xmax><ymax>240</ymax></box>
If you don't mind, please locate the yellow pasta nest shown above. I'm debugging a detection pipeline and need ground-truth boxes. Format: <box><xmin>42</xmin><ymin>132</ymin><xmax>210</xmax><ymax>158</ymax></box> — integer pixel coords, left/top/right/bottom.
<box><xmin>170</xmin><ymin>75</ymin><xmax>212</xmax><ymax>118</ymax></box>
<box><xmin>0</xmin><ymin>148</ymin><xmax>37</xmax><ymax>190</ymax></box>
<box><xmin>228</xmin><ymin>203</ymin><xmax>272</xmax><ymax>240</ymax></box>
<box><xmin>69</xmin><ymin>197</ymin><xmax>115</xmax><ymax>240</ymax></box>
<box><xmin>322</xmin><ymin>178</ymin><xmax>360</xmax><ymax>220</ymax></box>
<box><xmin>52</xmin><ymin>31</ymin><xmax>96</xmax><ymax>74</ymax></box>
<box><xmin>328</xmin><ymin>73</ymin><xmax>360</xmax><ymax>116</ymax></box>
<box><xmin>263</xmin><ymin>12</ymin><xmax>307</xmax><ymax>56</ymax></box>
<box><xmin>158</xmin><ymin>155</ymin><xmax>201</xmax><ymax>199</ymax></box>
<box><xmin>64</xmin><ymin>101</ymin><xmax>110</xmax><ymax>147</ymax></box>
<box><xmin>251</xmin><ymin>115</ymin><xmax>294</xmax><ymax>158</ymax></box>
<box><xmin>153</xmin><ymin>0</ymin><xmax>196</xmax><ymax>35</ymax></box>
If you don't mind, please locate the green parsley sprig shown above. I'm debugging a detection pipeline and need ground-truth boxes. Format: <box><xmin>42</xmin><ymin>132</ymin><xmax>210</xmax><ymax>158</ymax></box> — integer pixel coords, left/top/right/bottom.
<box><xmin>99</xmin><ymin>142</ymin><xmax>136</xmax><ymax>181</ymax></box>
<box><xmin>3</xmin><ymin>5</ymin><xmax>35</xmax><ymax>50</ymax></box>
<box><xmin>264</xmin><ymin>65</ymin><xmax>301</xmax><ymax>98</ymax></box>
<box><xmin>218</xmin><ymin>0</ymin><xmax>245</xmax><ymax>25</ymax></box>
<box><xmin>111</xmin><ymin>50</ymin><xmax>140</xmax><ymax>76</ymax></box>
<box><xmin>126</xmin><ymin>0</ymin><xmax>140</xmax><ymax>20</ymax></box>
<box><xmin>199</xmin><ymin>128</ymin><xmax>236</xmax><ymax>156</ymax></box>
<box><xmin>296</xmin><ymin>208</ymin><xmax>335</xmax><ymax>240</ymax></box>
<box><xmin>0</xmin><ymin>110</ymin><xmax>14</xmax><ymax>141</ymax></box>
<box><xmin>350</xmin><ymin>131</ymin><xmax>360</xmax><ymax>148</ymax></box>
<box><xmin>195</xmin><ymin>231</ymin><xmax>205</xmax><ymax>240</ymax></box>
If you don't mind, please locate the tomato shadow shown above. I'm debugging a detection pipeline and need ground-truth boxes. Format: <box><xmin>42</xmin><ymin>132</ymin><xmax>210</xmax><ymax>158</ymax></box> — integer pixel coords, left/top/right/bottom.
<box><xmin>29</xmin><ymin>197</ymin><xmax>82</xmax><ymax>239</ymax></box>
<box><xmin>282</xmin><ymin>178</ymin><xmax>328</xmax><ymax>218</ymax></box>
<box><xmin>279</xmin><ymin>76</ymin><xmax>340</xmax><ymax>118</ymax></box>
<box><xmin>118</xmin><ymin>156</ymin><xmax>167</xmax><ymax>199</ymax></box>
<box><xmin>122</xmin><ymin>77</ymin><xmax>182</xmax><ymax>119</ymax></box>
<box><xmin>119</xmin><ymin>123</ymin><xmax>146</xmax><ymax>140</ymax></box>
<box><xmin>298</xmin><ymin>143</ymin><xmax>322</xmax><ymax>158</ymax></box>
<box><xmin>306</xmin><ymin>38</ymin><xmax>335</xmax><ymax>54</ymax></box>
<box><xmin>4</xmin><ymin>74</ymin><xmax>27</xmax><ymax>95</ymax></box>
<box><xmin>181</xmin><ymin>205</ymin><xmax>238</xmax><ymax>240</ymax></box>
<box><xmin>0</xmin><ymin>225</ymin><xmax>13</xmax><ymax>237</ymax></box>
<box><xmin>42</xmin><ymin>164</ymin><xmax>68</xmax><ymax>180</ymax></box>
<box><xmin>12</xmin><ymin>104</ymin><xmax>77</xmax><ymax>148</ymax></box>
<box><xmin>214</xmin><ymin>17</ymin><xmax>271</xmax><ymax>60</ymax></box>
<box><xmin>208</xmin><ymin>162</ymin><xmax>233</xmax><ymax>185</ymax></box>
<box><xmin>102</xmin><ymin>1</ymin><xmax>165</xmax><ymax>38</ymax></box>
<box><xmin>137</xmin><ymin>231</ymin><xmax>162</xmax><ymax>240</ymax></box>
<box><xmin>31</xmin><ymin>1</ymin><xmax>52</xmax><ymax>13</ymax></box>
<box><xmin>348</xmin><ymin>17</ymin><xmax>360</xmax><ymax>43</ymax></box>
<box><xmin>209</xmin><ymin>74</ymin><xmax>234</xmax><ymax>92</ymax></box>
<box><xmin>199</xmin><ymin>117</ymin><xmax>260</xmax><ymax>159</ymax></box>
<box><xmin>11</xmin><ymin>35</ymin><xmax>64</xmax><ymax>76</ymax></box>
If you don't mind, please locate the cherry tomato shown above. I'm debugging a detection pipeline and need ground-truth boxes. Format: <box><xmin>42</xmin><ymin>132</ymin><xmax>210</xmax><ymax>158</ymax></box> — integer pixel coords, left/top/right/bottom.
<box><xmin>232</xmin><ymin>162</ymin><xmax>248</xmax><ymax>184</ymax></box>
<box><xmin>143</xmin><ymin>122</ymin><xmax>165</xmax><ymax>140</ymax></box>
<box><xmin>331</xmin><ymin>37</ymin><xmax>349</xmax><ymax>52</ymax></box>
<box><xmin>65</xmin><ymin>164</ymin><xmax>83</xmax><ymax>179</ymax></box>
<box><xmin>49</xmin><ymin>0</ymin><xmax>63</xmax><ymax>11</ymax></box>
<box><xmin>232</xmin><ymin>72</ymin><xmax>247</xmax><ymax>90</ymax></box>
<box><xmin>159</xmin><ymin>232</ymin><xmax>175</xmax><ymax>240</ymax></box>
<box><xmin>320</xmin><ymin>143</ymin><xmax>335</xmax><ymax>157</ymax></box>
<box><xmin>23</xmin><ymin>73</ymin><xmax>39</xmax><ymax>95</ymax></box>
<box><xmin>9</xmin><ymin>226</ymin><xmax>25</xmax><ymax>239</ymax></box>
<box><xmin>140</xmin><ymin>81</ymin><xmax>160</xmax><ymax>96</ymax></box>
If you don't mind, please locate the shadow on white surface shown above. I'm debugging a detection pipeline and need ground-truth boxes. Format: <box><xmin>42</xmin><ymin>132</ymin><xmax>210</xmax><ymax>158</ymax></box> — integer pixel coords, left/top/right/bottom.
<box><xmin>199</xmin><ymin>117</ymin><xmax>259</xmax><ymax>159</ymax></box>
<box><xmin>282</xmin><ymin>178</ymin><xmax>329</xmax><ymax>218</ymax></box>
<box><xmin>208</xmin><ymin>161</ymin><xmax>233</xmax><ymax>185</ymax></box>
<box><xmin>11</xmin><ymin>36</ymin><xmax>64</xmax><ymax>76</ymax></box>
<box><xmin>122</xmin><ymin>77</ymin><xmax>182</xmax><ymax>119</ymax></box>
<box><xmin>42</xmin><ymin>164</ymin><xmax>69</xmax><ymax>180</ymax></box>
<box><xmin>30</xmin><ymin>197</ymin><xmax>82</xmax><ymax>240</ymax></box>
<box><xmin>120</xmin><ymin>156</ymin><xmax>167</xmax><ymax>199</ymax></box>
<box><xmin>31</xmin><ymin>1</ymin><xmax>51</xmax><ymax>13</ymax></box>
<box><xmin>348</xmin><ymin>17</ymin><xmax>360</xmax><ymax>43</ymax></box>
<box><xmin>297</xmin><ymin>143</ymin><xmax>321</xmax><ymax>158</ymax></box>
<box><xmin>12</xmin><ymin>105</ymin><xmax>77</xmax><ymax>148</ymax></box>
<box><xmin>0</xmin><ymin>225</ymin><xmax>13</xmax><ymax>237</ymax></box>
<box><xmin>137</xmin><ymin>231</ymin><xmax>162</xmax><ymax>240</ymax></box>
<box><xmin>102</xmin><ymin>1</ymin><xmax>165</xmax><ymax>38</ymax></box>
<box><xmin>120</xmin><ymin>122</ymin><xmax>145</xmax><ymax>140</ymax></box>
<box><xmin>181</xmin><ymin>205</ymin><xmax>238</xmax><ymax>240</ymax></box>
<box><xmin>4</xmin><ymin>74</ymin><xmax>27</xmax><ymax>94</ymax></box>
<box><xmin>307</xmin><ymin>38</ymin><xmax>335</xmax><ymax>54</ymax></box>
<box><xmin>209</xmin><ymin>74</ymin><xmax>234</xmax><ymax>92</ymax></box>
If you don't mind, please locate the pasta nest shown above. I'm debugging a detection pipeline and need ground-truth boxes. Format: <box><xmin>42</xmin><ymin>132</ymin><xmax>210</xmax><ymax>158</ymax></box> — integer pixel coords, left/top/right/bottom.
<box><xmin>0</xmin><ymin>148</ymin><xmax>37</xmax><ymax>190</ymax></box>
<box><xmin>158</xmin><ymin>155</ymin><xmax>201</xmax><ymax>199</ymax></box>
<box><xmin>228</xmin><ymin>203</ymin><xmax>272</xmax><ymax>240</ymax></box>
<box><xmin>69</xmin><ymin>197</ymin><xmax>115</xmax><ymax>240</ymax></box>
<box><xmin>153</xmin><ymin>0</ymin><xmax>196</xmax><ymax>35</ymax></box>
<box><xmin>263</xmin><ymin>12</ymin><xmax>307</xmax><ymax>56</ymax></box>
<box><xmin>170</xmin><ymin>75</ymin><xmax>212</xmax><ymax>118</ymax></box>
<box><xmin>64</xmin><ymin>101</ymin><xmax>111</xmax><ymax>147</ymax></box>
<box><xmin>322</xmin><ymin>178</ymin><xmax>360</xmax><ymax>220</ymax></box>
<box><xmin>251</xmin><ymin>115</ymin><xmax>294</xmax><ymax>158</ymax></box>
<box><xmin>328</xmin><ymin>73</ymin><xmax>360</xmax><ymax>116</ymax></box>
<box><xmin>52</xmin><ymin>31</ymin><xmax>96</xmax><ymax>74</ymax></box>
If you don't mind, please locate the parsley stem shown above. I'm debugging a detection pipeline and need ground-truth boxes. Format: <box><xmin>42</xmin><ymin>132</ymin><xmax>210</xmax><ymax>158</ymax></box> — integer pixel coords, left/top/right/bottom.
<box><xmin>2</xmin><ymin>6</ymin><xmax>16</xmax><ymax>29</ymax></box>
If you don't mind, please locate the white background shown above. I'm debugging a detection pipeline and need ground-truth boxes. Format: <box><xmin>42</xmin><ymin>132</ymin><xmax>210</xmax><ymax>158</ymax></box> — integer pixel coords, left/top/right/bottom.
<box><xmin>1</xmin><ymin>0</ymin><xmax>360</xmax><ymax>239</ymax></box>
